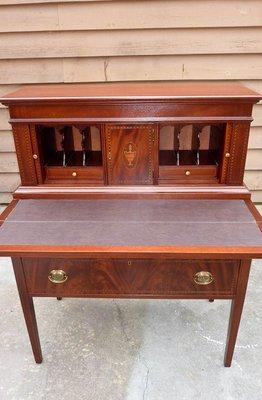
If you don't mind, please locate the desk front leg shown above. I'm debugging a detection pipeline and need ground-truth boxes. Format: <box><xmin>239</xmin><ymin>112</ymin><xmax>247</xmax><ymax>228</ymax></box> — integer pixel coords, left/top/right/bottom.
<box><xmin>224</xmin><ymin>259</ymin><xmax>251</xmax><ymax>367</ymax></box>
<box><xmin>12</xmin><ymin>258</ymin><xmax>42</xmax><ymax>364</ymax></box>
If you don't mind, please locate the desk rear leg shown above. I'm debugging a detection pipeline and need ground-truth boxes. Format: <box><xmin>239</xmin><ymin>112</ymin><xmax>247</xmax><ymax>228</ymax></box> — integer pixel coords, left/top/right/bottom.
<box><xmin>12</xmin><ymin>258</ymin><xmax>43</xmax><ymax>364</ymax></box>
<box><xmin>224</xmin><ymin>259</ymin><xmax>251</xmax><ymax>367</ymax></box>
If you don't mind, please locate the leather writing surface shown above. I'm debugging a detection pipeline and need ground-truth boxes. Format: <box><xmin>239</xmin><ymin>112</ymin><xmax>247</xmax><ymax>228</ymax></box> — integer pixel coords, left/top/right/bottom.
<box><xmin>3</xmin><ymin>199</ymin><xmax>256</xmax><ymax>223</ymax></box>
<box><xmin>0</xmin><ymin>199</ymin><xmax>261</xmax><ymax>248</ymax></box>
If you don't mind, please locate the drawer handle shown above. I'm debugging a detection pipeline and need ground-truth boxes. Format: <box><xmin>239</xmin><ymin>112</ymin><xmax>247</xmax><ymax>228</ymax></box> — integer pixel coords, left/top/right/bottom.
<box><xmin>48</xmin><ymin>269</ymin><xmax>68</xmax><ymax>284</ymax></box>
<box><xmin>72</xmin><ymin>172</ymin><xmax>77</xmax><ymax>177</ymax></box>
<box><xmin>194</xmin><ymin>271</ymin><xmax>213</xmax><ymax>285</ymax></box>
<box><xmin>185</xmin><ymin>170</ymin><xmax>191</xmax><ymax>176</ymax></box>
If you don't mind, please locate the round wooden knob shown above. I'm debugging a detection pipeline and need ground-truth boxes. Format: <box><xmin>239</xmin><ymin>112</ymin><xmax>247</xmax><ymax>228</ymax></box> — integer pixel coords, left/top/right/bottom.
<box><xmin>72</xmin><ymin>172</ymin><xmax>77</xmax><ymax>177</ymax></box>
<box><xmin>185</xmin><ymin>170</ymin><xmax>191</xmax><ymax>176</ymax></box>
<box><xmin>33</xmin><ymin>154</ymin><xmax>38</xmax><ymax>160</ymax></box>
<box><xmin>225</xmin><ymin>153</ymin><xmax>230</xmax><ymax>158</ymax></box>
<box><xmin>48</xmin><ymin>270</ymin><xmax>68</xmax><ymax>284</ymax></box>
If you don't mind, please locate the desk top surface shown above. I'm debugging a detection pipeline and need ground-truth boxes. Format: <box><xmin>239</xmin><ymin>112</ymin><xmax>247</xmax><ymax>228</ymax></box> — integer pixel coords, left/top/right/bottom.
<box><xmin>1</xmin><ymin>82</ymin><xmax>261</xmax><ymax>104</ymax></box>
<box><xmin>0</xmin><ymin>200</ymin><xmax>261</xmax><ymax>256</ymax></box>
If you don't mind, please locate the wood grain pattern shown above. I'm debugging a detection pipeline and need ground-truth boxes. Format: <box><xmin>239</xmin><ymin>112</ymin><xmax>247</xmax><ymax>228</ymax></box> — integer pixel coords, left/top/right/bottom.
<box><xmin>45</xmin><ymin>166</ymin><xmax>104</xmax><ymax>184</ymax></box>
<box><xmin>105</xmin><ymin>124</ymin><xmax>156</xmax><ymax>185</ymax></box>
<box><xmin>12</xmin><ymin>257</ymin><xmax>42</xmax><ymax>363</ymax></box>
<box><xmin>224</xmin><ymin>259</ymin><xmax>251</xmax><ymax>367</ymax></box>
<box><xmin>2</xmin><ymin>81</ymin><xmax>259</xmax><ymax>101</ymax></box>
<box><xmin>227</xmin><ymin>122</ymin><xmax>251</xmax><ymax>185</ymax></box>
<box><xmin>245</xmin><ymin>199</ymin><xmax>262</xmax><ymax>231</ymax></box>
<box><xmin>1</xmin><ymin>244</ymin><xmax>261</xmax><ymax>260</ymax></box>
<box><xmin>12</xmin><ymin>124</ymin><xmax>37</xmax><ymax>185</ymax></box>
<box><xmin>0</xmin><ymin>199</ymin><xmax>18</xmax><ymax>226</ymax></box>
<box><xmin>22</xmin><ymin>258</ymin><xmax>240</xmax><ymax>298</ymax></box>
<box><xmin>12</xmin><ymin>185</ymin><xmax>251</xmax><ymax>200</ymax></box>
<box><xmin>158</xmin><ymin>165</ymin><xmax>218</xmax><ymax>185</ymax></box>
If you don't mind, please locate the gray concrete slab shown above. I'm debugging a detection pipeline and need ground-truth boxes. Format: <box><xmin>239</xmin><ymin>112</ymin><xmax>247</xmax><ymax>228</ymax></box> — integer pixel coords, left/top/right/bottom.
<box><xmin>0</xmin><ymin>257</ymin><xmax>262</xmax><ymax>400</ymax></box>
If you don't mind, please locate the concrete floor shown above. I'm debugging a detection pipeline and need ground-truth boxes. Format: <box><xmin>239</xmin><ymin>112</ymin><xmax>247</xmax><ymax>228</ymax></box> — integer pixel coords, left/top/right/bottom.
<box><xmin>0</xmin><ymin>257</ymin><xmax>262</xmax><ymax>400</ymax></box>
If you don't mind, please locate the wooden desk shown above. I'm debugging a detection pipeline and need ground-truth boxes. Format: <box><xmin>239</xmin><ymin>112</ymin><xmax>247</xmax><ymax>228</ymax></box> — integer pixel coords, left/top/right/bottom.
<box><xmin>0</xmin><ymin>82</ymin><xmax>262</xmax><ymax>367</ymax></box>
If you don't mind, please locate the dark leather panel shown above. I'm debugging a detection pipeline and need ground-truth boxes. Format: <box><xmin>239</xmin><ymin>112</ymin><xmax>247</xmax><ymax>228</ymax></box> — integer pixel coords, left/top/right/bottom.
<box><xmin>4</xmin><ymin>199</ymin><xmax>256</xmax><ymax>222</ymax></box>
<box><xmin>0</xmin><ymin>199</ymin><xmax>261</xmax><ymax>247</ymax></box>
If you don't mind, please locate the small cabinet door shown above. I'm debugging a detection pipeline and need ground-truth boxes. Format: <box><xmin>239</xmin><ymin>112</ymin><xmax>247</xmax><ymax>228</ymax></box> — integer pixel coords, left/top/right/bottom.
<box><xmin>104</xmin><ymin>124</ymin><xmax>156</xmax><ymax>185</ymax></box>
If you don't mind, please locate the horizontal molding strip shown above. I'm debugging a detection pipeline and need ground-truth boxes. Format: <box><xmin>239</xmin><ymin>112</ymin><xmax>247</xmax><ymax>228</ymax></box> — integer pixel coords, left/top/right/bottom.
<box><xmin>9</xmin><ymin>117</ymin><xmax>254</xmax><ymax>124</ymax></box>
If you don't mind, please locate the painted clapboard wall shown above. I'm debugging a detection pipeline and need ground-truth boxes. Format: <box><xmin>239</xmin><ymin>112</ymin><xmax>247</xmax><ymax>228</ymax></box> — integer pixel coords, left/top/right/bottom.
<box><xmin>0</xmin><ymin>0</ymin><xmax>261</xmax><ymax>204</ymax></box>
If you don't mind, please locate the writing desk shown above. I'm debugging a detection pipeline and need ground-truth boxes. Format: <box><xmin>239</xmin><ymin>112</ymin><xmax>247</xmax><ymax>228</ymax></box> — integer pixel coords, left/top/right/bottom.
<box><xmin>0</xmin><ymin>82</ymin><xmax>262</xmax><ymax>366</ymax></box>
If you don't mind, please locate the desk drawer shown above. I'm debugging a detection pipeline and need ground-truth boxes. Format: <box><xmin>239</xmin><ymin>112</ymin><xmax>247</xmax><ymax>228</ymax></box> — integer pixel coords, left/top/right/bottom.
<box><xmin>45</xmin><ymin>166</ymin><xmax>104</xmax><ymax>184</ymax></box>
<box><xmin>22</xmin><ymin>259</ymin><xmax>239</xmax><ymax>298</ymax></box>
<box><xmin>158</xmin><ymin>165</ymin><xmax>218</xmax><ymax>184</ymax></box>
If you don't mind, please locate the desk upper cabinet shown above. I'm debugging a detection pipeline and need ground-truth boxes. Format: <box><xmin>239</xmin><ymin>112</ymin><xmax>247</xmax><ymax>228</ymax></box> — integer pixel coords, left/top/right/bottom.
<box><xmin>2</xmin><ymin>82</ymin><xmax>260</xmax><ymax>190</ymax></box>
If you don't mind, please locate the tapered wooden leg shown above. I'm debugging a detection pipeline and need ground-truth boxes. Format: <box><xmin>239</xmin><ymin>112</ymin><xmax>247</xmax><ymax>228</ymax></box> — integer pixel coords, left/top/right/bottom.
<box><xmin>209</xmin><ymin>299</ymin><xmax>214</xmax><ymax>302</ymax></box>
<box><xmin>57</xmin><ymin>297</ymin><xmax>62</xmax><ymax>301</ymax></box>
<box><xmin>12</xmin><ymin>258</ymin><xmax>43</xmax><ymax>364</ymax></box>
<box><xmin>224</xmin><ymin>260</ymin><xmax>251</xmax><ymax>367</ymax></box>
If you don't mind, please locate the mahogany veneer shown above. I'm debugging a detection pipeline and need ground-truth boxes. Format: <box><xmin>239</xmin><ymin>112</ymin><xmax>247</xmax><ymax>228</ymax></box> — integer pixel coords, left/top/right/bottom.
<box><xmin>0</xmin><ymin>82</ymin><xmax>262</xmax><ymax>368</ymax></box>
<box><xmin>22</xmin><ymin>258</ymin><xmax>239</xmax><ymax>298</ymax></box>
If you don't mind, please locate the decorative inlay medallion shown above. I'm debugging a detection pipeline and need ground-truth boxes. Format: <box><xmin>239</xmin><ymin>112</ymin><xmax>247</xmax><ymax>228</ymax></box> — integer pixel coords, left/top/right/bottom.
<box><xmin>123</xmin><ymin>142</ymin><xmax>137</xmax><ymax>168</ymax></box>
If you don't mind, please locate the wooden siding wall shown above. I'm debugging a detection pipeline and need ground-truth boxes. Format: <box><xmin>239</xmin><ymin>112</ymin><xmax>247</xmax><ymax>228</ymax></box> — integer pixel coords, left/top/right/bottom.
<box><xmin>0</xmin><ymin>0</ymin><xmax>262</xmax><ymax>204</ymax></box>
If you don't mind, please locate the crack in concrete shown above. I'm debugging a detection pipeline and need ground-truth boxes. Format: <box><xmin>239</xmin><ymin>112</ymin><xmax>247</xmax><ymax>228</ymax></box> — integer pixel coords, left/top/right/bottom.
<box><xmin>142</xmin><ymin>366</ymin><xmax>149</xmax><ymax>400</ymax></box>
<box><xmin>114</xmin><ymin>301</ymin><xmax>150</xmax><ymax>400</ymax></box>
<box><xmin>114</xmin><ymin>301</ymin><xmax>131</xmax><ymax>347</ymax></box>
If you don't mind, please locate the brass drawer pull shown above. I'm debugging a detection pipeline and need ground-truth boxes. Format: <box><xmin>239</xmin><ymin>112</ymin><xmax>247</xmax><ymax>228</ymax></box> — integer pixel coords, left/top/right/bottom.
<box><xmin>48</xmin><ymin>269</ymin><xmax>68</xmax><ymax>284</ymax></box>
<box><xmin>194</xmin><ymin>271</ymin><xmax>213</xmax><ymax>285</ymax></box>
<box><xmin>185</xmin><ymin>170</ymin><xmax>191</xmax><ymax>176</ymax></box>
